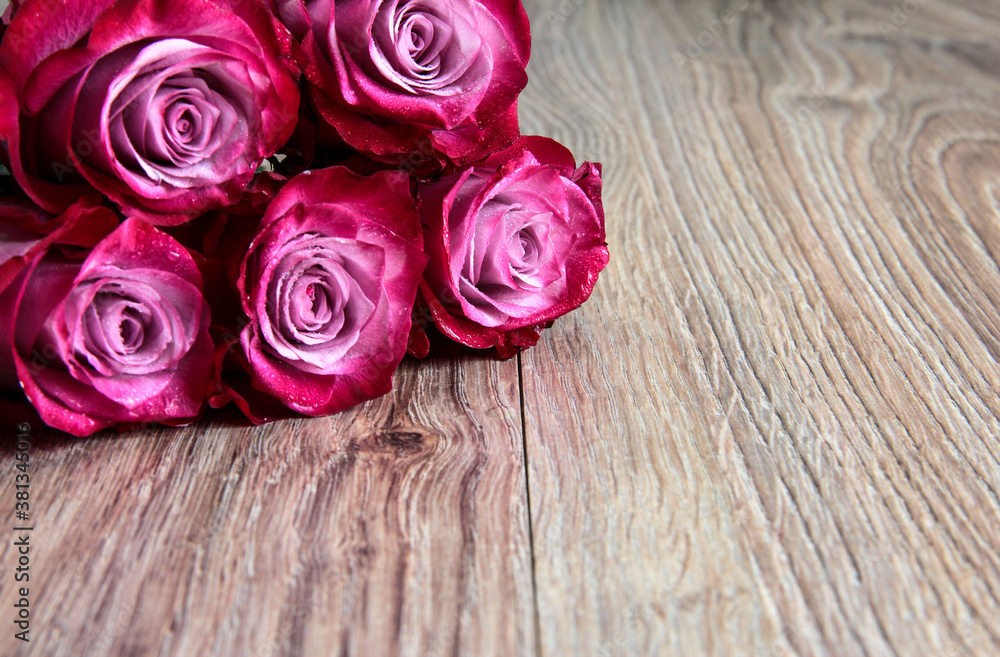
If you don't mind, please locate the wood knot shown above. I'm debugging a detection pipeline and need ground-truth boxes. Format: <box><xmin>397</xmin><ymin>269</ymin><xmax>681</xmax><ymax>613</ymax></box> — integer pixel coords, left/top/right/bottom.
<box><xmin>349</xmin><ymin>430</ymin><xmax>434</xmax><ymax>457</ymax></box>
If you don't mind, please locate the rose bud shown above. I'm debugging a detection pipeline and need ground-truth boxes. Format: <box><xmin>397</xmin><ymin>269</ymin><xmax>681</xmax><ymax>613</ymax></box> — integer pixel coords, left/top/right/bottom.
<box><xmin>0</xmin><ymin>218</ymin><xmax>215</xmax><ymax>436</ymax></box>
<box><xmin>279</xmin><ymin>0</ymin><xmax>530</xmax><ymax>171</ymax></box>
<box><xmin>213</xmin><ymin>166</ymin><xmax>426</xmax><ymax>422</ymax></box>
<box><xmin>0</xmin><ymin>0</ymin><xmax>300</xmax><ymax>225</ymax></box>
<box><xmin>418</xmin><ymin>135</ymin><xmax>608</xmax><ymax>358</ymax></box>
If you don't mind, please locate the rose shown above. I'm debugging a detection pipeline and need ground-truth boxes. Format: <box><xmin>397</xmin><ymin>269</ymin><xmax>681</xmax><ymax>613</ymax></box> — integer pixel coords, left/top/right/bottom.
<box><xmin>281</xmin><ymin>0</ymin><xmax>530</xmax><ymax>170</ymax></box>
<box><xmin>0</xmin><ymin>194</ymin><xmax>120</xmax><ymax>392</ymax></box>
<box><xmin>418</xmin><ymin>135</ymin><xmax>608</xmax><ymax>357</ymax></box>
<box><xmin>0</xmin><ymin>0</ymin><xmax>300</xmax><ymax>225</ymax></box>
<box><xmin>212</xmin><ymin>166</ymin><xmax>426</xmax><ymax>421</ymax></box>
<box><xmin>0</xmin><ymin>218</ymin><xmax>215</xmax><ymax>436</ymax></box>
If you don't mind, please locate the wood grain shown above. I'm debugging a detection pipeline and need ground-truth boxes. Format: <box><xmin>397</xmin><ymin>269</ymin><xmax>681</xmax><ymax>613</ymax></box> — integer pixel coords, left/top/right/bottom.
<box><xmin>0</xmin><ymin>356</ymin><xmax>535</xmax><ymax>657</ymax></box>
<box><xmin>3</xmin><ymin>0</ymin><xmax>1000</xmax><ymax>655</ymax></box>
<box><xmin>518</xmin><ymin>0</ymin><xmax>1000</xmax><ymax>655</ymax></box>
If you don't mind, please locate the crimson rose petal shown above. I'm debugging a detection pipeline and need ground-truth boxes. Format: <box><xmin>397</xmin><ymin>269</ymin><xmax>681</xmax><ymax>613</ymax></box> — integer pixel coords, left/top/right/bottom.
<box><xmin>0</xmin><ymin>218</ymin><xmax>215</xmax><ymax>436</ymax></box>
<box><xmin>214</xmin><ymin>166</ymin><xmax>426</xmax><ymax>420</ymax></box>
<box><xmin>0</xmin><ymin>0</ymin><xmax>300</xmax><ymax>224</ymax></box>
<box><xmin>418</xmin><ymin>135</ymin><xmax>608</xmax><ymax>356</ymax></box>
<box><xmin>282</xmin><ymin>0</ymin><xmax>529</xmax><ymax>169</ymax></box>
<box><xmin>0</xmin><ymin>195</ymin><xmax>120</xmax><ymax>391</ymax></box>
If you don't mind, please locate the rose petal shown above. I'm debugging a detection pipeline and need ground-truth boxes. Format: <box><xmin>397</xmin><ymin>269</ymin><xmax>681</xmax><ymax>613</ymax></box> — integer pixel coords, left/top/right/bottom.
<box><xmin>222</xmin><ymin>165</ymin><xmax>426</xmax><ymax>419</ymax></box>
<box><xmin>418</xmin><ymin>135</ymin><xmax>609</xmax><ymax>355</ymax></box>
<box><xmin>8</xmin><ymin>219</ymin><xmax>214</xmax><ymax>435</ymax></box>
<box><xmin>1</xmin><ymin>0</ymin><xmax>300</xmax><ymax>223</ymax></box>
<box><xmin>299</xmin><ymin>0</ymin><xmax>528</xmax><ymax>168</ymax></box>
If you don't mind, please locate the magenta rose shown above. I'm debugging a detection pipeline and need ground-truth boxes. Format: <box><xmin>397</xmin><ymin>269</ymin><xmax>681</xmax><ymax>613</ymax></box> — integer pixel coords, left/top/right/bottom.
<box><xmin>212</xmin><ymin>166</ymin><xmax>426</xmax><ymax>421</ymax></box>
<box><xmin>0</xmin><ymin>0</ymin><xmax>299</xmax><ymax>225</ymax></box>
<box><xmin>281</xmin><ymin>0</ymin><xmax>529</xmax><ymax>170</ymax></box>
<box><xmin>418</xmin><ymin>135</ymin><xmax>608</xmax><ymax>357</ymax></box>
<box><xmin>0</xmin><ymin>218</ymin><xmax>214</xmax><ymax>436</ymax></box>
<box><xmin>0</xmin><ymin>194</ymin><xmax>120</xmax><ymax>391</ymax></box>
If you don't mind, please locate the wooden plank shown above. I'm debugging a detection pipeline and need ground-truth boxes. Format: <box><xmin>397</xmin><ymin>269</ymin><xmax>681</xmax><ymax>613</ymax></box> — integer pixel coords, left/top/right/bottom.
<box><xmin>518</xmin><ymin>0</ymin><xmax>1000</xmax><ymax>655</ymax></box>
<box><xmin>0</xmin><ymin>355</ymin><xmax>535</xmax><ymax>657</ymax></box>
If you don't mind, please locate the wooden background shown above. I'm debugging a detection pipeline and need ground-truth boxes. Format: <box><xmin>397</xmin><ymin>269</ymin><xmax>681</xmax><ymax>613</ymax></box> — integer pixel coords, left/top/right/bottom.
<box><xmin>3</xmin><ymin>0</ymin><xmax>1000</xmax><ymax>654</ymax></box>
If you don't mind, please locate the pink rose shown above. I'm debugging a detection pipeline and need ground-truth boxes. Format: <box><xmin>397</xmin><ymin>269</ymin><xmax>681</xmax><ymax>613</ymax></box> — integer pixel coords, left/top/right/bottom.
<box><xmin>282</xmin><ymin>0</ymin><xmax>529</xmax><ymax>169</ymax></box>
<box><xmin>0</xmin><ymin>194</ymin><xmax>120</xmax><ymax>390</ymax></box>
<box><xmin>418</xmin><ymin>135</ymin><xmax>608</xmax><ymax>357</ymax></box>
<box><xmin>213</xmin><ymin>166</ymin><xmax>426</xmax><ymax>421</ymax></box>
<box><xmin>0</xmin><ymin>218</ymin><xmax>214</xmax><ymax>436</ymax></box>
<box><xmin>0</xmin><ymin>0</ymin><xmax>300</xmax><ymax>225</ymax></box>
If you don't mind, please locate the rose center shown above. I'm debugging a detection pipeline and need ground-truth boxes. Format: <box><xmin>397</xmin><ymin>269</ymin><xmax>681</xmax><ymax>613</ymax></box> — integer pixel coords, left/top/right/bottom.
<box><xmin>73</xmin><ymin>279</ymin><xmax>180</xmax><ymax>376</ymax></box>
<box><xmin>116</xmin><ymin>307</ymin><xmax>145</xmax><ymax>354</ymax></box>
<box><xmin>363</xmin><ymin>0</ymin><xmax>482</xmax><ymax>96</ymax></box>
<box><xmin>110</xmin><ymin>55</ymin><xmax>243</xmax><ymax>176</ymax></box>
<box><xmin>175</xmin><ymin>111</ymin><xmax>194</xmax><ymax>139</ymax></box>
<box><xmin>305</xmin><ymin>281</ymin><xmax>335</xmax><ymax>326</ymax></box>
<box><xmin>403</xmin><ymin>13</ymin><xmax>437</xmax><ymax>66</ymax></box>
<box><xmin>508</xmin><ymin>221</ymin><xmax>548</xmax><ymax>288</ymax></box>
<box><xmin>517</xmin><ymin>232</ymin><xmax>540</xmax><ymax>267</ymax></box>
<box><xmin>285</xmin><ymin>266</ymin><xmax>349</xmax><ymax>339</ymax></box>
<box><xmin>60</xmin><ymin>272</ymin><xmax>199</xmax><ymax>392</ymax></box>
<box><xmin>263</xmin><ymin>234</ymin><xmax>385</xmax><ymax>375</ymax></box>
<box><xmin>87</xmin><ymin>291</ymin><xmax>152</xmax><ymax>358</ymax></box>
<box><xmin>158</xmin><ymin>91</ymin><xmax>215</xmax><ymax>160</ymax></box>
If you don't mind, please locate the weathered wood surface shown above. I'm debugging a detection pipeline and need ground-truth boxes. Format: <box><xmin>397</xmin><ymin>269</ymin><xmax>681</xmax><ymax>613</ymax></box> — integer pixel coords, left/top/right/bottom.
<box><xmin>0</xmin><ymin>356</ymin><xmax>535</xmax><ymax>657</ymax></box>
<box><xmin>518</xmin><ymin>0</ymin><xmax>1000</xmax><ymax>655</ymax></box>
<box><xmin>3</xmin><ymin>0</ymin><xmax>1000</xmax><ymax>655</ymax></box>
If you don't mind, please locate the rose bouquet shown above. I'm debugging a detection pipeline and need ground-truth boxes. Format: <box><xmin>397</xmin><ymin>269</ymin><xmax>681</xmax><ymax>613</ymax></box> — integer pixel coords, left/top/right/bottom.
<box><xmin>0</xmin><ymin>0</ymin><xmax>608</xmax><ymax>436</ymax></box>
